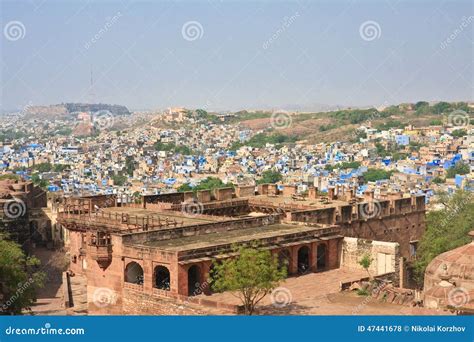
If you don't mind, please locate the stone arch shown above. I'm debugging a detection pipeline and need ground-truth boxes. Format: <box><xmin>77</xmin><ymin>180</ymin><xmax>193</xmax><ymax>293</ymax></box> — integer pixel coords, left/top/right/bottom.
<box><xmin>188</xmin><ymin>265</ymin><xmax>201</xmax><ymax>296</ymax></box>
<box><xmin>154</xmin><ymin>265</ymin><xmax>170</xmax><ymax>291</ymax></box>
<box><xmin>317</xmin><ymin>244</ymin><xmax>327</xmax><ymax>270</ymax></box>
<box><xmin>297</xmin><ymin>245</ymin><xmax>310</xmax><ymax>274</ymax></box>
<box><xmin>125</xmin><ymin>261</ymin><xmax>143</xmax><ymax>284</ymax></box>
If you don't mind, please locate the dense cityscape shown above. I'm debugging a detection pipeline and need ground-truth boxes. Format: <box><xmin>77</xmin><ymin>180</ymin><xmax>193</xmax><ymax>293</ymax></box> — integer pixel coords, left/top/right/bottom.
<box><xmin>1</xmin><ymin>4</ymin><xmax>473</xmax><ymax>340</ymax></box>
<box><xmin>0</xmin><ymin>101</ymin><xmax>472</xmax><ymax>316</ymax></box>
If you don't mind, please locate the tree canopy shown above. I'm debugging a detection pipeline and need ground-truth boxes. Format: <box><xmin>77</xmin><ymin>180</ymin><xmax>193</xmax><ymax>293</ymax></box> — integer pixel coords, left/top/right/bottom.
<box><xmin>446</xmin><ymin>161</ymin><xmax>470</xmax><ymax>178</ymax></box>
<box><xmin>177</xmin><ymin>177</ymin><xmax>233</xmax><ymax>193</ymax></box>
<box><xmin>210</xmin><ymin>245</ymin><xmax>287</xmax><ymax>315</ymax></box>
<box><xmin>0</xmin><ymin>234</ymin><xmax>45</xmax><ymax>314</ymax></box>
<box><xmin>362</xmin><ymin>168</ymin><xmax>393</xmax><ymax>182</ymax></box>
<box><xmin>257</xmin><ymin>170</ymin><xmax>282</xmax><ymax>184</ymax></box>
<box><xmin>413</xmin><ymin>190</ymin><xmax>474</xmax><ymax>286</ymax></box>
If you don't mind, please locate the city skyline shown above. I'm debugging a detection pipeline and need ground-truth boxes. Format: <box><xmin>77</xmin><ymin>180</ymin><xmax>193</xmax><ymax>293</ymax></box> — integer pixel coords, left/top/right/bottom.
<box><xmin>1</xmin><ymin>0</ymin><xmax>473</xmax><ymax>112</ymax></box>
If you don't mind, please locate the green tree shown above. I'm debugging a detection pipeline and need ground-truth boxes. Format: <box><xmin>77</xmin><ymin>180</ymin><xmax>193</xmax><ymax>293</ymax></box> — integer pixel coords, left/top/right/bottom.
<box><xmin>413</xmin><ymin>191</ymin><xmax>474</xmax><ymax>286</ymax></box>
<box><xmin>363</xmin><ymin>168</ymin><xmax>393</xmax><ymax>182</ymax></box>
<box><xmin>431</xmin><ymin>177</ymin><xmax>445</xmax><ymax>184</ymax></box>
<box><xmin>30</xmin><ymin>173</ymin><xmax>48</xmax><ymax>188</ymax></box>
<box><xmin>0</xmin><ymin>234</ymin><xmax>45</xmax><ymax>314</ymax></box>
<box><xmin>446</xmin><ymin>161</ymin><xmax>470</xmax><ymax>178</ymax></box>
<box><xmin>0</xmin><ymin>174</ymin><xmax>21</xmax><ymax>181</ymax></box>
<box><xmin>177</xmin><ymin>183</ymin><xmax>193</xmax><ymax>192</ymax></box>
<box><xmin>210</xmin><ymin>245</ymin><xmax>287</xmax><ymax>315</ymax></box>
<box><xmin>358</xmin><ymin>253</ymin><xmax>373</xmax><ymax>280</ymax></box>
<box><xmin>451</xmin><ymin>129</ymin><xmax>467</xmax><ymax>138</ymax></box>
<box><xmin>178</xmin><ymin>177</ymin><xmax>233</xmax><ymax>193</ymax></box>
<box><xmin>125</xmin><ymin>156</ymin><xmax>135</xmax><ymax>176</ymax></box>
<box><xmin>325</xmin><ymin>161</ymin><xmax>361</xmax><ymax>172</ymax></box>
<box><xmin>414</xmin><ymin>101</ymin><xmax>429</xmax><ymax>110</ymax></box>
<box><xmin>257</xmin><ymin>170</ymin><xmax>282</xmax><ymax>184</ymax></box>
<box><xmin>32</xmin><ymin>163</ymin><xmax>52</xmax><ymax>173</ymax></box>
<box><xmin>432</xmin><ymin>101</ymin><xmax>451</xmax><ymax>114</ymax></box>
<box><xmin>112</xmin><ymin>174</ymin><xmax>127</xmax><ymax>186</ymax></box>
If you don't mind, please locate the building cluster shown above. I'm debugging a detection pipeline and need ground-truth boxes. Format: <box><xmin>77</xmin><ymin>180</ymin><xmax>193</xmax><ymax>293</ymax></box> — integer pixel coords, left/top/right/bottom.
<box><xmin>0</xmin><ymin>110</ymin><xmax>472</xmax><ymax>209</ymax></box>
<box><xmin>0</xmin><ymin>106</ymin><xmax>472</xmax><ymax>315</ymax></box>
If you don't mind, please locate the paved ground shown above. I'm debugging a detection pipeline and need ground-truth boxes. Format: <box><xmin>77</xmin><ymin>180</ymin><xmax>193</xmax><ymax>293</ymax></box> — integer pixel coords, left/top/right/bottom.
<box><xmin>198</xmin><ymin>268</ymin><xmax>447</xmax><ymax>315</ymax></box>
<box><xmin>30</xmin><ymin>247</ymin><xmax>67</xmax><ymax>315</ymax></box>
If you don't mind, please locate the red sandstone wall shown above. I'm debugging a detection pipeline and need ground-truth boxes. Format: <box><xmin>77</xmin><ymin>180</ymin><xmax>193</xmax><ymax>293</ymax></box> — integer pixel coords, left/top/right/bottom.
<box><xmin>122</xmin><ymin>288</ymin><xmax>230</xmax><ymax>315</ymax></box>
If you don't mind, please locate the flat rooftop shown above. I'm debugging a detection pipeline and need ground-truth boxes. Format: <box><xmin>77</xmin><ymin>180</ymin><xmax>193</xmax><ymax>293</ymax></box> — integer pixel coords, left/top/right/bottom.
<box><xmin>250</xmin><ymin>194</ymin><xmax>349</xmax><ymax>208</ymax></box>
<box><xmin>142</xmin><ymin>223</ymin><xmax>331</xmax><ymax>251</ymax></box>
<box><xmin>100</xmin><ymin>206</ymin><xmax>221</xmax><ymax>226</ymax></box>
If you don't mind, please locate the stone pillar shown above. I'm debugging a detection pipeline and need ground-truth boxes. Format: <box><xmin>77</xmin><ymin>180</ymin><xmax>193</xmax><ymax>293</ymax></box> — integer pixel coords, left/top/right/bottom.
<box><xmin>289</xmin><ymin>246</ymin><xmax>299</xmax><ymax>275</ymax></box>
<box><xmin>202</xmin><ymin>261</ymin><xmax>212</xmax><ymax>295</ymax></box>
<box><xmin>177</xmin><ymin>264</ymin><xmax>188</xmax><ymax>296</ymax></box>
<box><xmin>143</xmin><ymin>260</ymin><xmax>153</xmax><ymax>294</ymax></box>
<box><xmin>328</xmin><ymin>187</ymin><xmax>335</xmax><ymax>200</ymax></box>
<box><xmin>399</xmin><ymin>257</ymin><xmax>406</xmax><ymax>289</ymax></box>
<box><xmin>310</xmin><ymin>242</ymin><xmax>317</xmax><ymax>272</ymax></box>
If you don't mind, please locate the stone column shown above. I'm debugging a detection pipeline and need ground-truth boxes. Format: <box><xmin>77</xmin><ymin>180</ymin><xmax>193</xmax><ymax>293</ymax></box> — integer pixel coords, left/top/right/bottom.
<box><xmin>290</xmin><ymin>246</ymin><xmax>299</xmax><ymax>275</ymax></box>
<box><xmin>143</xmin><ymin>259</ymin><xmax>153</xmax><ymax>294</ymax></box>
<box><xmin>310</xmin><ymin>242</ymin><xmax>317</xmax><ymax>272</ymax></box>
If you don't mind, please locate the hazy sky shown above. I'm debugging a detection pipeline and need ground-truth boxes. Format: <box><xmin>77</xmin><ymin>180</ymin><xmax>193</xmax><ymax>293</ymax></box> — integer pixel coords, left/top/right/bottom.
<box><xmin>1</xmin><ymin>0</ymin><xmax>473</xmax><ymax>111</ymax></box>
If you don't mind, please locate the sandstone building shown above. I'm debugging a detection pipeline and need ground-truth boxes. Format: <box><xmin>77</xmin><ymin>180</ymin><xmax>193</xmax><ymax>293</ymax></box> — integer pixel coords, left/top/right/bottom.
<box><xmin>57</xmin><ymin>184</ymin><xmax>426</xmax><ymax>314</ymax></box>
<box><xmin>0</xmin><ymin>179</ymin><xmax>49</xmax><ymax>247</ymax></box>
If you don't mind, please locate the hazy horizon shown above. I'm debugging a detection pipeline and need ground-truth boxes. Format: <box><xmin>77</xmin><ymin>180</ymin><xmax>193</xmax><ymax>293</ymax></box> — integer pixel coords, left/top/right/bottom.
<box><xmin>1</xmin><ymin>0</ymin><xmax>473</xmax><ymax>112</ymax></box>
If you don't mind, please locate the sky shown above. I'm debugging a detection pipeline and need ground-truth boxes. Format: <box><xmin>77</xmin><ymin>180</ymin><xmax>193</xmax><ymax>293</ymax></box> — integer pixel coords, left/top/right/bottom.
<box><xmin>1</xmin><ymin>0</ymin><xmax>473</xmax><ymax>112</ymax></box>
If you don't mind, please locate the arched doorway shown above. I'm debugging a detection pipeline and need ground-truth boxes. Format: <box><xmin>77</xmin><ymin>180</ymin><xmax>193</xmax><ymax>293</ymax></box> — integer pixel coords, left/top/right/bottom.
<box><xmin>154</xmin><ymin>266</ymin><xmax>170</xmax><ymax>291</ymax></box>
<box><xmin>317</xmin><ymin>244</ymin><xmax>327</xmax><ymax>270</ymax></box>
<box><xmin>278</xmin><ymin>249</ymin><xmax>291</xmax><ymax>272</ymax></box>
<box><xmin>297</xmin><ymin>246</ymin><xmax>310</xmax><ymax>274</ymax></box>
<box><xmin>188</xmin><ymin>265</ymin><xmax>201</xmax><ymax>296</ymax></box>
<box><xmin>125</xmin><ymin>262</ymin><xmax>144</xmax><ymax>284</ymax></box>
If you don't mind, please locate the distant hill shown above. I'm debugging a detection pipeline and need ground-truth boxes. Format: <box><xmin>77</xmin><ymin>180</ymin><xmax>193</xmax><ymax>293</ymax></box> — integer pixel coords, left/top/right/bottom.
<box><xmin>64</xmin><ymin>103</ymin><xmax>131</xmax><ymax>116</ymax></box>
<box><xmin>222</xmin><ymin>101</ymin><xmax>472</xmax><ymax>143</ymax></box>
<box><xmin>24</xmin><ymin>103</ymin><xmax>131</xmax><ymax>118</ymax></box>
